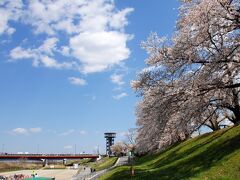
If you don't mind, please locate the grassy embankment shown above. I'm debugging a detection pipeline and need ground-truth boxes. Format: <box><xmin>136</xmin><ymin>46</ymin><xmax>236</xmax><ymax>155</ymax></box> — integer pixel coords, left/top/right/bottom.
<box><xmin>89</xmin><ymin>157</ymin><xmax>118</xmax><ymax>171</ymax></box>
<box><xmin>100</xmin><ymin>125</ymin><xmax>240</xmax><ymax>180</ymax></box>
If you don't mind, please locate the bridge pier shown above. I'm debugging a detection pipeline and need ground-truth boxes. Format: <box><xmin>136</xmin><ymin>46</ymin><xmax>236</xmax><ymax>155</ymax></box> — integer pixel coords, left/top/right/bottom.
<box><xmin>43</xmin><ymin>159</ymin><xmax>48</xmax><ymax>167</ymax></box>
<box><xmin>63</xmin><ymin>159</ymin><xmax>67</xmax><ymax>165</ymax></box>
<box><xmin>92</xmin><ymin>157</ymin><xmax>98</xmax><ymax>162</ymax></box>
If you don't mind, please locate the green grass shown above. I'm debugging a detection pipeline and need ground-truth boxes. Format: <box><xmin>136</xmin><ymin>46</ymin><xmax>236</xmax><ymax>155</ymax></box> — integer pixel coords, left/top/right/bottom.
<box><xmin>90</xmin><ymin>157</ymin><xmax>118</xmax><ymax>171</ymax></box>
<box><xmin>78</xmin><ymin>158</ymin><xmax>93</xmax><ymax>165</ymax></box>
<box><xmin>100</xmin><ymin>125</ymin><xmax>240</xmax><ymax>180</ymax></box>
<box><xmin>65</xmin><ymin>158</ymin><xmax>93</xmax><ymax>166</ymax></box>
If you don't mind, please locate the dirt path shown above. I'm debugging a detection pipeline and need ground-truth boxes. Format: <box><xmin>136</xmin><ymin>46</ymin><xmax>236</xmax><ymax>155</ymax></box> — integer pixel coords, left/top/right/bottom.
<box><xmin>0</xmin><ymin>169</ymin><xmax>78</xmax><ymax>180</ymax></box>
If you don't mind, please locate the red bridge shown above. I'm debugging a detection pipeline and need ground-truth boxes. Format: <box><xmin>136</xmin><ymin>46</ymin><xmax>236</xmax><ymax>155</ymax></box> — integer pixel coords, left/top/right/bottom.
<box><xmin>0</xmin><ymin>154</ymin><xmax>99</xmax><ymax>160</ymax></box>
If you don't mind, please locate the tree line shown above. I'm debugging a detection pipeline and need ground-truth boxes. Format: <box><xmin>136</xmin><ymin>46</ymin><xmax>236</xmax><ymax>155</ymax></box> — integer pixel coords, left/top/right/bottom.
<box><xmin>131</xmin><ymin>0</ymin><xmax>240</xmax><ymax>154</ymax></box>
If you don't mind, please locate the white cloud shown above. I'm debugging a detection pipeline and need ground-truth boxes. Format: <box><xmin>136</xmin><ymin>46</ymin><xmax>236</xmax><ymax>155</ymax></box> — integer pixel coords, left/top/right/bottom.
<box><xmin>12</xmin><ymin>128</ymin><xmax>28</xmax><ymax>135</ymax></box>
<box><xmin>111</xmin><ymin>74</ymin><xmax>125</xmax><ymax>86</ymax></box>
<box><xmin>54</xmin><ymin>19</ymin><xmax>78</xmax><ymax>34</ymax></box>
<box><xmin>60</xmin><ymin>46</ymin><xmax>70</xmax><ymax>56</ymax></box>
<box><xmin>68</xmin><ymin>77</ymin><xmax>87</xmax><ymax>86</ymax></box>
<box><xmin>10</xmin><ymin>46</ymin><xmax>35</xmax><ymax>60</ymax></box>
<box><xmin>22</xmin><ymin>0</ymin><xmax>86</xmax><ymax>35</ymax></box>
<box><xmin>70</xmin><ymin>31</ymin><xmax>131</xmax><ymax>73</ymax></box>
<box><xmin>41</xmin><ymin>56</ymin><xmax>66</xmax><ymax>69</ymax></box>
<box><xmin>0</xmin><ymin>0</ymin><xmax>23</xmax><ymax>35</ymax></box>
<box><xmin>11</xmin><ymin>127</ymin><xmax>42</xmax><ymax>135</ymax></box>
<box><xmin>64</xmin><ymin>145</ymin><xmax>73</xmax><ymax>149</ymax></box>
<box><xmin>6</xmin><ymin>0</ymin><xmax>133</xmax><ymax>74</ymax></box>
<box><xmin>60</xmin><ymin>129</ymin><xmax>75</xmax><ymax>136</ymax></box>
<box><xmin>113</xmin><ymin>92</ymin><xmax>128</xmax><ymax>100</ymax></box>
<box><xmin>6</xmin><ymin>27</ymin><xmax>15</xmax><ymax>35</ymax></box>
<box><xmin>10</xmin><ymin>38</ymin><xmax>75</xmax><ymax>69</ymax></box>
<box><xmin>0</xmin><ymin>10</ymin><xmax>10</xmax><ymax>34</ymax></box>
<box><xmin>39</xmin><ymin>37</ymin><xmax>58</xmax><ymax>55</ymax></box>
<box><xmin>29</xmin><ymin>127</ymin><xmax>42</xmax><ymax>133</ymax></box>
<box><xmin>110</xmin><ymin>8</ymin><xmax>134</xmax><ymax>30</ymax></box>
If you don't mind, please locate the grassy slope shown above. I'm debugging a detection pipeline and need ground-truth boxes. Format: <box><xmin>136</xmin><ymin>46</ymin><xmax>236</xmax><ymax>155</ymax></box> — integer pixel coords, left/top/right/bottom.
<box><xmin>90</xmin><ymin>157</ymin><xmax>118</xmax><ymax>171</ymax></box>
<box><xmin>100</xmin><ymin>125</ymin><xmax>240</xmax><ymax>180</ymax></box>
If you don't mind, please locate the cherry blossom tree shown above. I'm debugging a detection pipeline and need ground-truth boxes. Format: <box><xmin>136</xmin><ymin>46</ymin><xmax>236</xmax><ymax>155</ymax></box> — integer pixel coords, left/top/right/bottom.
<box><xmin>110</xmin><ymin>142</ymin><xmax>128</xmax><ymax>156</ymax></box>
<box><xmin>132</xmin><ymin>0</ymin><xmax>239</xmax><ymax>153</ymax></box>
<box><xmin>123</xmin><ymin>128</ymin><xmax>137</xmax><ymax>153</ymax></box>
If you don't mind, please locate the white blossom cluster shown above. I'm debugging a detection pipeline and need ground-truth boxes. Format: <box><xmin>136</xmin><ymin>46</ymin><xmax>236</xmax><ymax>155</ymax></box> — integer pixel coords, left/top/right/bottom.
<box><xmin>132</xmin><ymin>0</ymin><xmax>240</xmax><ymax>154</ymax></box>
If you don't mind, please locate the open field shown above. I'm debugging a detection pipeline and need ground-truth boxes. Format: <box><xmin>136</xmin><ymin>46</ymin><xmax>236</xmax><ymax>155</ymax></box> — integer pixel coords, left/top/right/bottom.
<box><xmin>0</xmin><ymin>162</ymin><xmax>42</xmax><ymax>173</ymax></box>
<box><xmin>100</xmin><ymin>125</ymin><xmax>240</xmax><ymax>179</ymax></box>
<box><xmin>0</xmin><ymin>169</ymin><xmax>78</xmax><ymax>180</ymax></box>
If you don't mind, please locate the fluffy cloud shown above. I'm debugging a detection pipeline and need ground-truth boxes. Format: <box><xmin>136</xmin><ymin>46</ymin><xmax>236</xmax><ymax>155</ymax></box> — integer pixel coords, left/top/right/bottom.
<box><xmin>0</xmin><ymin>0</ymin><xmax>23</xmax><ymax>35</ymax></box>
<box><xmin>10</xmin><ymin>46</ymin><xmax>36</xmax><ymax>60</ymax></box>
<box><xmin>22</xmin><ymin>0</ymin><xmax>133</xmax><ymax>35</ymax></box>
<box><xmin>68</xmin><ymin>77</ymin><xmax>87</xmax><ymax>86</ymax></box>
<box><xmin>70</xmin><ymin>31</ymin><xmax>131</xmax><ymax>73</ymax></box>
<box><xmin>110</xmin><ymin>8</ymin><xmax>134</xmax><ymax>30</ymax></box>
<box><xmin>38</xmin><ymin>37</ymin><xmax>58</xmax><ymax>55</ymax></box>
<box><xmin>111</xmin><ymin>73</ymin><xmax>125</xmax><ymax>86</ymax></box>
<box><xmin>60</xmin><ymin>46</ymin><xmax>70</xmax><ymax>56</ymax></box>
<box><xmin>113</xmin><ymin>92</ymin><xmax>128</xmax><ymax>100</ymax></box>
<box><xmin>12</xmin><ymin>128</ymin><xmax>28</xmax><ymax>135</ymax></box>
<box><xmin>6</xmin><ymin>0</ymin><xmax>134</xmax><ymax>74</ymax></box>
<box><xmin>10</xmin><ymin>38</ymin><xmax>74</xmax><ymax>69</ymax></box>
<box><xmin>11</xmin><ymin>127</ymin><xmax>42</xmax><ymax>135</ymax></box>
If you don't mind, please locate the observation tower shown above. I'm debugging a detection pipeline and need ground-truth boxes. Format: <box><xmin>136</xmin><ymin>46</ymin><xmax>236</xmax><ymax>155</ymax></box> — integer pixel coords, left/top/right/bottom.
<box><xmin>104</xmin><ymin>132</ymin><xmax>116</xmax><ymax>156</ymax></box>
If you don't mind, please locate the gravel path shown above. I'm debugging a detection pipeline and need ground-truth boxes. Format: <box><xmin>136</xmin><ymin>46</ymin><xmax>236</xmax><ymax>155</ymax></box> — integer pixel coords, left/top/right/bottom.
<box><xmin>72</xmin><ymin>166</ymin><xmax>92</xmax><ymax>180</ymax></box>
<box><xmin>0</xmin><ymin>169</ymin><xmax>78</xmax><ymax>180</ymax></box>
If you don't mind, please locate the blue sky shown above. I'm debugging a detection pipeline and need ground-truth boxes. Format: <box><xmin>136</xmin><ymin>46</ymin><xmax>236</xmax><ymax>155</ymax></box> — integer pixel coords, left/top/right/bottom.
<box><xmin>0</xmin><ymin>0</ymin><xmax>180</xmax><ymax>154</ymax></box>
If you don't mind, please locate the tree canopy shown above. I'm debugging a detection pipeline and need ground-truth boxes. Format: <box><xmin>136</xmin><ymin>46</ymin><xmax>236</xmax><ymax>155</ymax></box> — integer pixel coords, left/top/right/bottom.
<box><xmin>132</xmin><ymin>0</ymin><xmax>240</xmax><ymax>154</ymax></box>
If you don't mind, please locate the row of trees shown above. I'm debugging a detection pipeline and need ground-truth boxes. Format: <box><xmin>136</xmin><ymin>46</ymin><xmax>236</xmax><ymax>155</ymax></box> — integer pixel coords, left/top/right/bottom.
<box><xmin>132</xmin><ymin>0</ymin><xmax>240</xmax><ymax>154</ymax></box>
<box><xmin>110</xmin><ymin>129</ymin><xmax>136</xmax><ymax>156</ymax></box>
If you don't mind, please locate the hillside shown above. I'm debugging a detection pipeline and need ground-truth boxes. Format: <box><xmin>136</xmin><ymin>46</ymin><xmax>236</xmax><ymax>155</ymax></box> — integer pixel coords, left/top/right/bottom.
<box><xmin>100</xmin><ymin>125</ymin><xmax>240</xmax><ymax>180</ymax></box>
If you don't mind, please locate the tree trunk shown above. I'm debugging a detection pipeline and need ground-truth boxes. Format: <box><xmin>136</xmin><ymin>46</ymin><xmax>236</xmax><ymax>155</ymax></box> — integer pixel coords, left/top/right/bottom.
<box><xmin>212</xmin><ymin>119</ymin><xmax>220</xmax><ymax>131</ymax></box>
<box><xmin>231</xmin><ymin>89</ymin><xmax>240</xmax><ymax>124</ymax></box>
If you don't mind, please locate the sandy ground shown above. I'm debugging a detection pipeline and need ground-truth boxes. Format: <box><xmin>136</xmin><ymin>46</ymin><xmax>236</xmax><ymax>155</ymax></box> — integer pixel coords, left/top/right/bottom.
<box><xmin>0</xmin><ymin>169</ymin><xmax>78</xmax><ymax>180</ymax></box>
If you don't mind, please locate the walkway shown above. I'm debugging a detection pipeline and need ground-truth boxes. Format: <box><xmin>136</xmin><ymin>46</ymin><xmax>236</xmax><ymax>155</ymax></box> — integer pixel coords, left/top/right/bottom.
<box><xmin>72</xmin><ymin>166</ymin><xmax>92</xmax><ymax>180</ymax></box>
<box><xmin>89</xmin><ymin>156</ymin><xmax>128</xmax><ymax>180</ymax></box>
<box><xmin>72</xmin><ymin>156</ymin><xmax>128</xmax><ymax>180</ymax></box>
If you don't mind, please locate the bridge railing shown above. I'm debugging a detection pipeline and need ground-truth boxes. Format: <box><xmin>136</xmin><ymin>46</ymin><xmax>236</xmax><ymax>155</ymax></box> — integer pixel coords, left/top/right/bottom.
<box><xmin>0</xmin><ymin>153</ymin><xmax>99</xmax><ymax>159</ymax></box>
<box><xmin>0</xmin><ymin>153</ymin><xmax>98</xmax><ymax>156</ymax></box>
